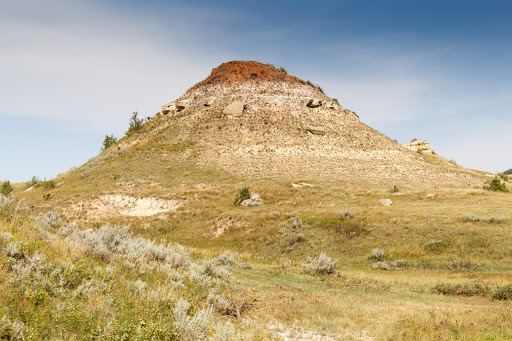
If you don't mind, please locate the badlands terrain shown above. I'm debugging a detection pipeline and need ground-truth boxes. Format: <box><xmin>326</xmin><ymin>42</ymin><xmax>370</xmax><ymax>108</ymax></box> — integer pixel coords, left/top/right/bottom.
<box><xmin>1</xmin><ymin>61</ymin><xmax>512</xmax><ymax>340</ymax></box>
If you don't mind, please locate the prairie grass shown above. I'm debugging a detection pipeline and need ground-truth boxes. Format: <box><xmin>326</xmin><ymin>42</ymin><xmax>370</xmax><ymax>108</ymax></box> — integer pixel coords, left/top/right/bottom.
<box><xmin>6</xmin><ymin>132</ymin><xmax>512</xmax><ymax>339</ymax></box>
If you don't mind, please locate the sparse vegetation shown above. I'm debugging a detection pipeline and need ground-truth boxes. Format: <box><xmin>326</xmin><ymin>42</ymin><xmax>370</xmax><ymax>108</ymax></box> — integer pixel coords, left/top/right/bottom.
<box><xmin>24</xmin><ymin>176</ymin><xmax>40</xmax><ymax>189</ymax></box>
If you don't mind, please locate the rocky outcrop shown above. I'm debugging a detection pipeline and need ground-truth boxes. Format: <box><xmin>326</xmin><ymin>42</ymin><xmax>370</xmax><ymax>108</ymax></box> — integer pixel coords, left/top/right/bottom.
<box><xmin>402</xmin><ymin>139</ymin><xmax>434</xmax><ymax>154</ymax></box>
<box><xmin>161</xmin><ymin>102</ymin><xmax>176</xmax><ymax>114</ymax></box>
<box><xmin>241</xmin><ymin>193</ymin><xmax>262</xmax><ymax>207</ymax></box>
<box><xmin>223</xmin><ymin>101</ymin><xmax>246</xmax><ymax>117</ymax></box>
<box><xmin>176</xmin><ymin>100</ymin><xmax>189</xmax><ymax>112</ymax></box>
<box><xmin>304</xmin><ymin>125</ymin><xmax>326</xmax><ymax>136</ymax></box>
<box><xmin>306</xmin><ymin>98</ymin><xmax>322</xmax><ymax>108</ymax></box>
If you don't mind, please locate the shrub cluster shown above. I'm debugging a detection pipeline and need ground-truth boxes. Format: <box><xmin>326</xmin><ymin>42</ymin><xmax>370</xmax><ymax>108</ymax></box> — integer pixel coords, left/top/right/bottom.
<box><xmin>302</xmin><ymin>252</ymin><xmax>337</xmax><ymax>275</ymax></box>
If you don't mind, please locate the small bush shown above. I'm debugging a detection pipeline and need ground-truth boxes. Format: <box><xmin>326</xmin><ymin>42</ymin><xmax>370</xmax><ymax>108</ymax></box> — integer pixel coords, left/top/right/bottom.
<box><xmin>492</xmin><ymin>284</ymin><xmax>512</xmax><ymax>300</ymax></box>
<box><xmin>173</xmin><ymin>298</ymin><xmax>213</xmax><ymax>341</ymax></box>
<box><xmin>289</xmin><ymin>216</ymin><xmax>309</xmax><ymax>229</ymax></box>
<box><xmin>0</xmin><ymin>194</ymin><xmax>16</xmax><ymax>216</ymax></box>
<box><xmin>24</xmin><ymin>176</ymin><xmax>40</xmax><ymax>189</ymax></box>
<box><xmin>36</xmin><ymin>211</ymin><xmax>61</xmax><ymax>230</ymax></box>
<box><xmin>0</xmin><ymin>181</ymin><xmax>13</xmax><ymax>196</ymax></box>
<box><xmin>449</xmin><ymin>259</ymin><xmax>473</xmax><ymax>271</ymax></box>
<box><xmin>338</xmin><ymin>211</ymin><xmax>356</xmax><ymax>219</ymax></box>
<box><xmin>101</xmin><ymin>134</ymin><xmax>118</xmax><ymax>152</ymax></box>
<box><xmin>0</xmin><ymin>315</ymin><xmax>26</xmax><ymax>341</ymax></box>
<box><xmin>463</xmin><ymin>214</ymin><xmax>502</xmax><ymax>224</ymax></box>
<box><xmin>372</xmin><ymin>259</ymin><xmax>406</xmax><ymax>271</ymax></box>
<box><xmin>390</xmin><ymin>185</ymin><xmax>399</xmax><ymax>193</ymax></box>
<box><xmin>423</xmin><ymin>239</ymin><xmax>451</xmax><ymax>253</ymax></box>
<box><xmin>302</xmin><ymin>252</ymin><xmax>337</xmax><ymax>275</ymax></box>
<box><xmin>234</xmin><ymin>186</ymin><xmax>251</xmax><ymax>205</ymax></box>
<box><xmin>125</xmin><ymin>111</ymin><xmax>145</xmax><ymax>136</ymax></box>
<box><xmin>483</xmin><ymin>176</ymin><xmax>509</xmax><ymax>192</ymax></box>
<box><xmin>369</xmin><ymin>248</ymin><xmax>385</xmax><ymax>261</ymax></box>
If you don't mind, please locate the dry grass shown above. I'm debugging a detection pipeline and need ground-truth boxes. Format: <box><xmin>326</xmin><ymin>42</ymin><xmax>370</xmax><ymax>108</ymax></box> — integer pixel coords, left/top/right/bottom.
<box><xmin>8</xmin><ymin>120</ymin><xmax>512</xmax><ymax>339</ymax></box>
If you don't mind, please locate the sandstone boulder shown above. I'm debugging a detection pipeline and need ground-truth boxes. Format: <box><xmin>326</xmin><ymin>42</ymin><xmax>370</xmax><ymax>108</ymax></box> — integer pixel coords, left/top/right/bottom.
<box><xmin>306</xmin><ymin>99</ymin><xmax>322</xmax><ymax>108</ymax></box>
<box><xmin>241</xmin><ymin>193</ymin><xmax>262</xmax><ymax>207</ymax></box>
<box><xmin>224</xmin><ymin>101</ymin><xmax>246</xmax><ymax>117</ymax></box>
<box><xmin>176</xmin><ymin>100</ymin><xmax>189</xmax><ymax>112</ymax></box>
<box><xmin>305</xmin><ymin>125</ymin><xmax>326</xmax><ymax>136</ymax></box>
<box><xmin>161</xmin><ymin>102</ymin><xmax>176</xmax><ymax>114</ymax></box>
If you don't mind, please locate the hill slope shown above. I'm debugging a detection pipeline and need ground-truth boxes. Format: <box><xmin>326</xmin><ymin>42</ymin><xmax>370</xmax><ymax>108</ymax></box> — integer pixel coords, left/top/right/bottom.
<box><xmin>114</xmin><ymin>61</ymin><xmax>483</xmax><ymax>186</ymax></box>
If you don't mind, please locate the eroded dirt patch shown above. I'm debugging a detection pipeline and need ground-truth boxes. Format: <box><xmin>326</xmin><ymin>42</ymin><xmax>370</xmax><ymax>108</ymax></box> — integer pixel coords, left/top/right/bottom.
<box><xmin>92</xmin><ymin>195</ymin><xmax>181</xmax><ymax>217</ymax></box>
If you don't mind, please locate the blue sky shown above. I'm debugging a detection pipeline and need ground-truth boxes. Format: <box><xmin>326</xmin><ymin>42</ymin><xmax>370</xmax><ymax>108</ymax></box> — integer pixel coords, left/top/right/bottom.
<box><xmin>1</xmin><ymin>0</ymin><xmax>511</xmax><ymax>182</ymax></box>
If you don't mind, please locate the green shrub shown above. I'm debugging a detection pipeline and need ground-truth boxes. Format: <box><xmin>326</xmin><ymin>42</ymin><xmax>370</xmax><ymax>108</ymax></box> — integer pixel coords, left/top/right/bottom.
<box><xmin>125</xmin><ymin>111</ymin><xmax>145</xmax><ymax>136</ymax></box>
<box><xmin>0</xmin><ymin>181</ymin><xmax>13</xmax><ymax>196</ymax></box>
<box><xmin>101</xmin><ymin>134</ymin><xmax>118</xmax><ymax>152</ymax></box>
<box><xmin>234</xmin><ymin>186</ymin><xmax>251</xmax><ymax>205</ymax></box>
<box><xmin>503</xmin><ymin>169</ymin><xmax>512</xmax><ymax>175</ymax></box>
<box><xmin>483</xmin><ymin>176</ymin><xmax>509</xmax><ymax>192</ymax></box>
<box><xmin>390</xmin><ymin>185</ymin><xmax>399</xmax><ymax>193</ymax></box>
